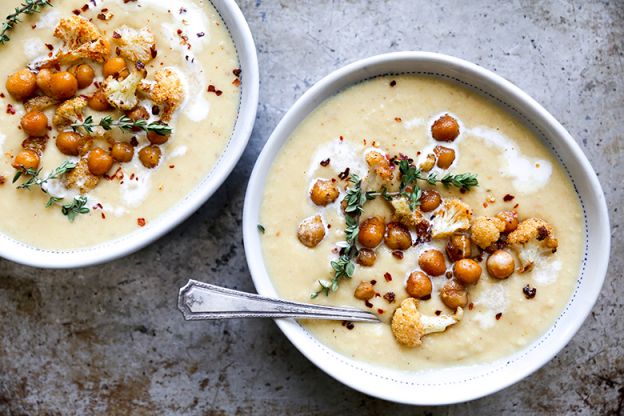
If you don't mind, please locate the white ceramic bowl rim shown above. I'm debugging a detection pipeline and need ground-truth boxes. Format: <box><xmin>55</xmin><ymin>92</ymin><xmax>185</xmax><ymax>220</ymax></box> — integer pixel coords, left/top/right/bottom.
<box><xmin>0</xmin><ymin>0</ymin><xmax>259</xmax><ymax>269</ymax></box>
<box><xmin>242</xmin><ymin>51</ymin><xmax>610</xmax><ymax>405</ymax></box>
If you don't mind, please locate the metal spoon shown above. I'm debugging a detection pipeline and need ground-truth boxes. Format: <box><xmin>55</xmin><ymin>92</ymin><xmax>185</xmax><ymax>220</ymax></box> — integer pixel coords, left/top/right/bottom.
<box><xmin>177</xmin><ymin>279</ymin><xmax>380</xmax><ymax>323</ymax></box>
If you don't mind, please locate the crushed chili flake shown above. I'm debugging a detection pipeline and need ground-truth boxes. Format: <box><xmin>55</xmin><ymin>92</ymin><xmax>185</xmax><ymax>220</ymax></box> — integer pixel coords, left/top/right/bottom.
<box><xmin>207</xmin><ymin>85</ymin><xmax>223</xmax><ymax>96</ymax></box>
<box><xmin>364</xmin><ymin>300</ymin><xmax>373</xmax><ymax>308</ymax></box>
<box><xmin>394</xmin><ymin>117</ymin><xmax>402</xmax><ymax>122</ymax></box>
<box><xmin>383</xmin><ymin>292</ymin><xmax>396</xmax><ymax>303</ymax></box>
<box><xmin>377</xmin><ymin>308</ymin><xmax>384</xmax><ymax>314</ymax></box>
<box><xmin>339</xmin><ymin>135</ymin><xmax>344</xmax><ymax>142</ymax></box>
<box><xmin>341</xmin><ymin>321</ymin><xmax>354</xmax><ymax>330</ymax></box>
<box><xmin>370</xmin><ymin>279</ymin><xmax>377</xmax><ymax>285</ymax></box>
<box><xmin>6</xmin><ymin>104</ymin><xmax>15</xmax><ymax>115</ymax></box>
<box><xmin>503</xmin><ymin>194</ymin><xmax>515</xmax><ymax>202</ymax></box>
<box><xmin>130</xmin><ymin>136</ymin><xmax>139</xmax><ymax>146</ymax></box>
<box><xmin>130</xmin><ymin>173</ymin><xmax>135</xmax><ymax>180</ymax></box>
<box><xmin>101</xmin><ymin>212</ymin><xmax>106</xmax><ymax>219</ymax></box>
<box><xmin>168</xmin><ymin>164</ymin><xmax>175</xmax><ymax>169</ymax></box>
<box><xmin>389</xmin><ymin>80</ymin><xmax>397</xmax><ymax>87</ymax></box>
<box><xmin>320</xmin><ymin>158</ymin><xmax>330</xmax><ymax>167</ymax></box>
<box><xmin>232</xmin><ymin>78</ymin><xmax>240</xmax><ymax>87</ymax></box>
<box><xmin>150</xmin><ymin>46</ymin><xmax>158</xmax><ymax>59</ymax></box>
<box><xmin>197</xmin><ymin>32</ymin><xmax>205</xmax><ymax>37</ymax></box>
<box><xmin>137</xmin><ymin>218</ymin><xmax>146</xmax><ymax>227</ymax></box>
<box><xmin>384</xmin><ymin>272</ymin><xmax>392</xmax><ymax>282</ymax></box>
<box><xmin>523</xmin><ymin>285</ymin><xmax>537</xmax><ymax>299</ymax></box>
<box><xmin>233</xmin><ymin>68</ymin><xmax>241</xmax><ymax>77</ymax></box>
<box><xmin>0</xmin><ymin>93</ymin><xmax>5</xmax><ymax>98</ymax></box>
<box><xmin>391</xmin><ymin>250</ymin><xmax>404</xmax><ymax>259</ymax></box>
<box><xmin>435</xmin><ymin>310</ymin><xmax>442</xmax><ymax>316</ymax></box>
<box><xmin>495</xmin><ymin>312</ymin><xmax>503</xmax><ymax>320</ymax></box>
<box><xmin>72</xmin><ymin>9</ymin><xmax>81</xmax><ymax>15</ymax></box>
<box><xmin>468</xmin><ymin>302</ymin><xmax>474</xmax><ymax>310</ymax></box>
<box><xmin>0</xmin><ymin>176</ymin><xmax>5</xmax><ymax>185</ymax></box>
<box><xmin>81</xmin><ymin>4</ymin><xmax>89</xmax><ymax>11</ymax></box>
<box><xmin>327</xmin><ymin>224</ymin><xmax>331</xmax><ymax>229</ymax></box>
<box><xmin>337</xmin><ymin>167</ymin><xmax>350</xmax><ymax>180</ymax></box>
<box><xmin>445</xmin><ymin>271</ymin><xmax>452</xmax><ymax>279</ymax></box>
<box><xmin>45</xmin><ymin>43</ymin><xmax>54</xmax><ymax>50</ymax></box>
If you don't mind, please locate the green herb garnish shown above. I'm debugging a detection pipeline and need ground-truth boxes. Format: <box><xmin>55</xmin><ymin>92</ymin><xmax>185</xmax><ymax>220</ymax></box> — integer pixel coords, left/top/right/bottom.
<box><xmin>71</xmin><ymin>115</ymin><xmax>172</xmax><ymax>136</ymax></box>
<box><xmin>257</xmin><ymin>224</ymin><xmax>265</xmax><ymax>234</ymax></box>
<box><xmin>61</xmin><ymin>196</ymin><xmax>89</xmax><ymax>222</ymax></box>
<box><xmin>0</xmin><ymin>0</ymin><xmax>52</xmax><ymax>45</ymax></box>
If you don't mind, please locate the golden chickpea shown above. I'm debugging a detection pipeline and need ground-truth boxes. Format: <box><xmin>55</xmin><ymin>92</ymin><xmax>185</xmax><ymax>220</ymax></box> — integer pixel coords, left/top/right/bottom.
<box><xmin>111</xmin><ymin>142</ymin><xmax>135</xmax><ymax>163</ymax></box>
<box><xmin>310</xmin><ymin>178</ymin><xmax>339</xmax><ymax>206</ymax></box>
<box><xmin>20</xmin><ymin>111</ymin><xmax>48</xmax><ymax>137</ymax></box>
<box><xmin>496</xmin><ymin>210</ymin><xmax>519</xmax><ymax>234</ymax></box>
<box><xmin>446</xmin><ymin>234</ymin><xmax>472</xmax><ymax>262</ymax></box>
<box><xmin>453</xmin><ymin>258</ymin><xmax>482</xmax><ymax>285</ymax></box>
<box><xmin>138</xmin><ymin>145</ymin><xmax>161</xmax><ymax>169</ymax></box>
<box><xmin>6</xmin><ymin>68</ymin><xmax>37</xmax><ymax>101</ymax></box>
<box><xmin>56</xmin><ymin>132</ymin><xmax>84</xmax><ymax>156</ymax></box>
<box><xmin>69</xmin><ymin>64</ymin><xmax>95</xmax><ymax>89</ymax></box>
<box><xmin>127</xmin><ymin>106</ymin><xmax>150</xmax><ymax>121</ymax></box>
<box><xmin>87</xmin><ymin>147</ymin><xmax>113</xmax><ymax>176</ymax></box>
<box><xmin>103</xmin><ymin>57</ymin><xmax>127</xmax><ymax>79</ymax></box>
<box><xmin>406</xmin><ymin>271</ymin><xmax>432</xmax><ymax>299</ymax></box>
<box><xmin>36</xmin><ymin>68</ymin><xmax>53</xmax><ymax>96</ymax></box>
<box><xmin>418</xmin><ymin>249</ymin><xmax>446</xmax><ymax>276</ymax></box>
<box><xmin>358</xmin><ymin>216</ymin><xmax>385</xmax><ymax>248</ymax></box>
<box><xmin>297</xmin><ymin>214</ymin><xmax>325</xmax><ymax>248</ymax></box>
<box><xmin>49</xmin><ymin>71</ymin><xmax>78</xmax><ymax>100</ymax></box>
<box><xmin>486</xmin><ymin>250</ymin><xmax>515</xmax><ymax>279</ymax></box>
<box><xmin>440</xmin><ymin>280</ymin><xmax>468</xmax><ymax>309</ymax></box>
<box><xmin>384</xmin><ymin>222</ymin><xmax>412</xmax><ymax>250</ymax></box>
<box><xmin>356</xmin><ymin>248</ymin><xmax>376</xmax><ymax>267</ymax></box>
<box><xmin>431</xmin><ymin>114</ymin><xmax>460</xmax><ymax>142</ymax></box>
<box><xmin>147</xmin><ymin>130</ymin><xmax>170</xmax><ymax>145</ymax></box>
<box><xmin>12</xmin><ymin>149</ymin><xmax>40</xmax><ymax>170</ymax></box>
<box><xmin>354</xmin><ymin>281</ymin><xmax>375</xmax><ymax>300</ymax></box>
<box><xmin>434</xmin><ymin>145</ymin><xmax>456</xmax><ymax>169</ymax></box>
<box><xmin>419</xmin><ymin>189</ymin><xmax>441</xmax><ymax>212</ymax></box>
<box><xmin>88</xmin><ymin>90</ymin><xmax>112</xmax><ymax>111</ymax></box>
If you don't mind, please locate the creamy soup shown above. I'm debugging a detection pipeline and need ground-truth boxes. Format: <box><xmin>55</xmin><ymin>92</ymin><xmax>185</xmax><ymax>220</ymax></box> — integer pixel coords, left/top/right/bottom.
<box><xmin>260</xmin><ymin>75</ymin><xmax>584</xmax><ymax>370</ymax></box>
<box><xmin>0</xmin><ymin>0</ymin><xmax>240</xmax><ymax>249</ymax></box>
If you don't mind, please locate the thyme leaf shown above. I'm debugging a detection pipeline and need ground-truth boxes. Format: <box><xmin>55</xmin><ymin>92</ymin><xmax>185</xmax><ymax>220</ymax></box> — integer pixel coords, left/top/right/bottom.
<box><xmin>71</xmin><ymin>115</ymin><xmax>172</xmax><ymax>136</ymax></box>
<box><xmin>0</xmin><ymin>0</ymin><xmax>52</xmax><ymax>45</ymax></box>
<box><xmin>61</xmin><ymin>196</ymin><xmax>90</xmax><ymax>222</ymax></box>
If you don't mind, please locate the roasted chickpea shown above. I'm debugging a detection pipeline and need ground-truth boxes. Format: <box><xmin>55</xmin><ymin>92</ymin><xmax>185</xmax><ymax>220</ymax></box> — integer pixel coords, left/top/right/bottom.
<box><xmin>309</xmin><ymin>178</ymin><xmax>339</xmax><ymax>206</ymax></box>
<box><xmin>12</xmin><ymin>149</ymin><xmax>39</xmax><ymax>170</ymax></box>
<box><xmin>111</xmin><ymin>142</ymin><xmax>135</xmax><ymax>163</ymax></box>
<box><xmin>446</xmin><ymin>234</ymin><xmax>472</xmax><ymax>262</ymax></box>
<box><xmin>87</xmin><ymin>147</ymin><xmax>113</xmax><ymax>176</ymax></box>
<box><xmin>356</xmin><ymin>248</ymin><xmax>376</xmax><ymax>267</ymax></box>
<box><xmin>453</xmin><ymin>258</ymin><xmax>482</xmax><ymax>285</ymax></box>
<box><xmin>88</xmin><ymin>89</ymin><xmax>112</xmax><ymax>111</ymax></box>
<box><xmin>103</xmin><ymin>57</ymin><xmax>127</xmax><ymax>79</ymax></box>
<box><xmin>354</xmin><ymin>281</ymin><xmax>375</xmax><ymax>300</ymax></box>
<box><xmin>20</xmin><ymin>111</ymin><xmax>48</xmax><ymax>137</ymax></box>
<box><xmin>431</xmin><ymin>114</ymin><xmax>460</xmax><ymax>142</ymax></box>
<box><xmin>127</xmin><ymin>106</ymin><xmax>150</xmax><ymax>122</ymax></box>
<box><xmin>49</xmin><ymin>71</ymin><xmax>78</xmax><ymax>100</ymax></box>
<box><xmin>440</xmin><ymin>280</ymin><xmax>468</xmax><ymax>309</ymax></box>
<box><xmin>418</xmin><ymin>249</ymin><xmax>446</xmax><ymax>276</ymax></box>
<box><xmin>145</xmin><ymin>130</ymin><xmax>169</xmax><ymax>146</ymax></box>
<box><xmin>297</xmin><ymin>214</ymin><xmax>325</xmax><ymax>248</ymax></box>
<box><xmin>6</xmin><ymin>68</ymin><xmax>37</xmax><ymax>101</ymax></box>
<box><xmin>56</xmin><ymin>132</ymin><xmax>84</xmax><ymax>156</ymax></box>
<box><xmin>406</xmin><ymin>271</ymin><xmax>432</xmax><ymax>299</ymax></box>
<box><xmin>69</xmin><ymin>64</ymin><xmax>95</xmax><ymax>89</ymax></box>
<box><xmin>434</xmin><ymin>145</ymin><xmax>456</xmax><ymax>169</ymax></box>
<box><xmin>419</xmin><ymin>189</ymin><xmax>441</xmax><ymax>212</ymax></box>
<box><xmin>384</xmin><ymin>222</ymin><xmax>412</xmax><ymax>250</ymax></box>
<box><xmin>486</xmin><ymin>250</ymin><xmax>515</xmax><ymax>279</ymax></box>
<box><xmin>36</xmin><ymin>68</ymin><xmax>53</xmax><ymax>96</ymax></box>
<box><xmin>358</xmin><ymin>216</ymin><xmax>385</xmax><ymax>248</ymax></box>
<box><xmin>496</xmin><ymin>210</ymin><xmax>519</xmax><ymax>234</ymax></box>
<box><xmin>138</xmin><ymin>145</ymin><xmax>161</xmax><ymax>169</ymax></box>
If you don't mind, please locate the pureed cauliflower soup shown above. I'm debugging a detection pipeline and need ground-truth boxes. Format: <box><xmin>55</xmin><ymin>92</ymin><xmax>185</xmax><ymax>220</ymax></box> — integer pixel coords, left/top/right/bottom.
<box><xmin>0</xmin><ymin>0</ymin><xmax>240</xmax><ymax>249</ymax></box>
<box><xmin>260</xmin><ymin>75</ymin><xmax>584</xmax><ymax>370</ymax></box>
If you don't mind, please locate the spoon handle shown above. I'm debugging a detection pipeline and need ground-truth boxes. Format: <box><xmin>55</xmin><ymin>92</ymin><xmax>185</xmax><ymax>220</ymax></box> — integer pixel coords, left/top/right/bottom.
<box><xmin>177</xmin><ymin>279</ymin><xmax>380</xmax><ymax>323</ymax></box>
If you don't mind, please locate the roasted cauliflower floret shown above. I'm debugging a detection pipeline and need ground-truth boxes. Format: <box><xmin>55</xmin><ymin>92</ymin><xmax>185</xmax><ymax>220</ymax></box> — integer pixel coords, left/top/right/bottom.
<box><xmin>430</xmin><ymin>198</ymin><xmax>473</xmax><ymax>239</ymax></box>
<box><xmin>390</xmin><ymin>196</ymin><xmax>428</xmax><ymax>229</ymax></box>
<box><xmin>139</xmin><ymin>68</ymin><xmax>184</xmax><ymax>122</ymax></box>
<box><xmin>112</xmin><ymin>26</ymin><xmax>156</xmax><ymax>63</ymax></box>
<box><xmin>24</xmin><ymin>96</ymin><xmax>57</xmax><ymax>113</ymax></box>
<box><xmin>64</xmin><ymin>158</ymin><xmax>99</xmax><ymax>193</ymax></box>
<box><xmin>45</xmin><ymin>16</ymin><xmax>110</xmax><ymax>66</ymax></box>
<box><xmin>104</xmin><ymin>72</ymin><xmax>142</xmax><ymax>111</ymax></box>
<box><xmin>470</xmin><ymin>216</ymin><xmax>506</xmax><ymax>249</ymax></box>
<box><xmin>365</xmin><ymin>150</ymin><xmax>394</xmax><ymax>181</ymax></box>
<box><xmin>391</xmin><ymin>298</ymin><xmax>463</xmax><ymax>347</ymax></box>
<box><xmin>507</xmin><ymin>218</ymin><xmax>559</xmax><ymax>272</ymax></box>
<box><xmin>53</xmin><ymin>97</ymin><xmax>87</xmax><ymax>128</ymax></box>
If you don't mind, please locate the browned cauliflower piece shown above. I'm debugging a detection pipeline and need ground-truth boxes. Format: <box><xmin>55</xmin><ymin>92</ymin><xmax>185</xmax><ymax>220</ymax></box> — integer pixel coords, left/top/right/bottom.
<box><xmin>44</xmin><ymin>16</ymin><xmax>110</xmax><ymax>66</ymax></box>
<box><xmin>139</xmin><ymin>68</ymin><xmax>184</xmax><ymax>122</ymax></box>
<box><xmin>390</xmin><ymin>196</ymin><xmax>429</xmax><ymax>229</ymax></box>
<box><xmin>430</xmin><ymin>198</ymin><xmax>473</xmax><ymax>239</ymax></box>
<box><xmin>391</xmin><ymin>297</ymin><xmax>463</xmax><ymax>347</ymax></box>
<box><xmin>507</xmin><ymin>218</ymin><xmax>559</xmax><ymax>272</ymax></box>
<box><xmin>112</xmin><ymin>26</ymin><xmax>156</xmax><ymax>63</ymax></box>
<box><xmin>419</xmin><ymin>153</ymin><xmax>436</xmax><ymax>172</ymax></box>
<box><xmin>104</xmin><ymin>72</ymin><xmax>142</xmax><ymax>110</ymax></box>
<box><xmin>64</xmin><ymin>158</ymin><xmax>99</xmax><ymax>193</ymax></box>
<box><xmin>365</xmin><ymin>150</ymin><xmax>394</xmax><ymax>181</ymax></box>
<box><xmin>470</xmin><ymin>216</ymin><xmax>506</xmax><ymax>249</ymax></box>
<box><xmin>53</xmin><ymin>97</ymin><xmax>87</xmax><ymax>128</ymax></box>
<box><xmin>24</xmin><ymin>96</ymin><xmax>57</xmax><ymax>113</ymax></box>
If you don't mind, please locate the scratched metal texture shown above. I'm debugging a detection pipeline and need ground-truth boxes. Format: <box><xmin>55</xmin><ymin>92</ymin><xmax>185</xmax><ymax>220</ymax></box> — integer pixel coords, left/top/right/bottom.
<box><xmin>0</xmin><ymin>0</ymin><xmax>622</xmax><ymax>415</ymax></box>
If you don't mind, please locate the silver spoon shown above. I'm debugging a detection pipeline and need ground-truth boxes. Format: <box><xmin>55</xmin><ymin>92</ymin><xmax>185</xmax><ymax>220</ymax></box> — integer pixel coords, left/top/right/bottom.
<box><xmin>177</xmin><ymin>279</ymin><xmax>380</xmax><ymax>323</ymax></box>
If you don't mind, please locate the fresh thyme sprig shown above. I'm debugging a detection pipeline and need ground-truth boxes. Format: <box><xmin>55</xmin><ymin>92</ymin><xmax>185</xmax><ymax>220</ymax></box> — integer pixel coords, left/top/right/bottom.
<box><xmin>71</xmin><ymin>115</ymin><xmax>172</xmax><ymax>136</ymax></box>
<box><xmin>0</xmin><ymin>0</ymin><xmax>52</xmax><ymax>45</ymax></box>
<box><xmin>61</xmin><ymin>196</ymin><xmax>89</xmax><ymax>222</ymax></box>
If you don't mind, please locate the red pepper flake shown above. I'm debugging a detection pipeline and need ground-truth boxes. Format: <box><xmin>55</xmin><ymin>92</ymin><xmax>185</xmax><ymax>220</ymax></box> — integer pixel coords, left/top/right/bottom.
<box><xmin>81</xmin><ymin>4</ymin><xmax>89</xmax><ymax>11</ymax></box>
<box><xmin>0</xmin><ymin>176</ymin><xmax>5</xmax><ymax>185</ymax></box>
<box><xmin>232</xmin><ymin>78</ymin><xmax>240</xmax><ymax>87</ymax></box>
<box><xmin>495</xmin><ymin>312</ymin><xmax>503</xmax><ymax>320</ymax></box>
<box><xmin>112</xmin><ymin>31</ymin><xmax>121</xmax><ymax>39</ymax></box>
<box><xmin>31</xmin><ymin>24</ymin><xmax>36</xmax><ymax>29</ymax></box>
<box><xmin>233</xmin><ymin>68</ymin><xmax>241</xmax><ymax>77</ymax></box>
<box><xmin>384</xmin><ymin>272</ymin><xmax>392</xmax><ymax>282</ymax></box>
<box><xmin>0</xmin><ymin>93</ymin><xmax>5</xmax><ymax>98</ymax></box>
<box><xmin>130</xmin><ymin>173</ymin><xmax>135</xmax><ymax>180</ymax></box>
<box><xmin>169</xmin><ymin>164</ymin><xmax>175</xmax><ymax>169</ymax></box>
<box><xmin>394</xmin><ymin>117</ymin><xmax>402</xmax><ymax>122</ymax></box>
<box><xmin>377</xmin><ymin>308</ymin><xmax>384</xmax><ymax>314</ymax></box>
<box><xmin>364</xmin><ymin>300</ymin><xmax>373</xmax><ymax>308</ymax></box>
<box><xmin>96</xmin><ymin>203</ymin><xmax>103</xmax><ymax>209</ymax></box>
<box><xmin>101</xmin><ymin>212</ymin><xmax>106</xmax><ymax>219</ymax></box>
<box><xmin>389</xmin><ymin>80</ymin><xmax>397</xmax><ymax>87</ymax></box>
<box><xmin>383</xmin><ymin>292</ymin><xmax>395</xmax><ymax>303</ymax></box>
<box><xmin>337</xmin><ymin>167</ymin><xmax>350</xmax><ymax>180</ymax></box>
<box><xmin>327</xmin><ymin>224</ymin><xmax>331</xmax><ymax>229</ymax></box>
<box><xmin>179</xmin><ymin>7</ymin><xmax>187</xmax><ymax>13</ymax></box>
<box><xmin>6</xmin><ymin>104</ymin><xmax>15</xmax><ymax>115</ymax></box>
<box><xmin>339</xmin><ymin>135</ymin><xmax>344</xmax><ymax>142</ymax></box>
<box><xmin>320</xmin><ymin>158</ymin><xmax>330</xmax><ymax>167</ymax></box>
<box><xmin>468</xmin><ymin>302</ymin><xmax>474</xmax><ymax>310</ymax></box>
<box><xmin>503</xmin><ymin>194</ymin><xmax>515</xmax><ymax>202</ymax></box>
<box><xmin>45</xmin><ymin>43</ymin><xmax>54</xmax><ymax>50</ymax></box>
<box><xmin>370</xmin><ymin>279</ymin><xmax>377</xmax><ymax>285</ymax></box>
<box><xmin>207</xmin><ymin>85</ymin><xmax>223</xmax><ymax>96</ymax></box>
<box><xmin>482</xmin><ymin>202</ymin><xmax>488</xmax><ymax>208</ymax></box>
<box><xmin>341</xmin><ymin>321</ymin><xmax>354</xmax><ymax>330</ymax></box>
<box><xmin>136</xmin><ymin>61</ymin><xmax>145</xmax><ymax>71</ymax></box>
<box><xmin>513</xmin><ymin>203</ymin><xmax>520</xmax><ymax>209</ymax></box>
<box><xmin>523</xmin><ymin>285</ymin><xmax>537</xmax><ymax>299</ymax></box>
<box><xmin>150</xmin><ymin>46</ymin><xmax>158</xmax><ymax>59</ymax></box>
<box><xmin>137</xmin><ymin>218</ymin><xmax>146</xmax><ymax>227</ymax></box>
<box><xmin>72</xmin><ymin>9</ymin><xmax>81</xmax><ymax>15</ymax></box>
<box><xmin>197</xmin><ymin>32</ymin><xmax>205</xmax><ymax>37</ymax></box>
<box><xmin>391</xmin><ymin>250</ymin><xmax>404</xmax><ymax>259</ymax></box>
<box><xmin>97</xmin><ymin>13</ymin><xmax>107</xmax><ymax>20</ymax></box>
<box><xmin>435</xmin><ymin>310</ymin><xmax>442</xmax><ymax>316</ymax></box>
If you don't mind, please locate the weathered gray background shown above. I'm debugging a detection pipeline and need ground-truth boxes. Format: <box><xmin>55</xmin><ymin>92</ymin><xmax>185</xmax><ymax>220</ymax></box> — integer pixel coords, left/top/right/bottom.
<box><xmin>1</xmin><ymin>0</ymin><xmax>622</xmax><ymax>414</ymax></box>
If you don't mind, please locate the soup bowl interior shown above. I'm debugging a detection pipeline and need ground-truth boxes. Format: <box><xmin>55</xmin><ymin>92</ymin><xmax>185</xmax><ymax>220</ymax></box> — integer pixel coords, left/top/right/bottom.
<box><xmin>0</xmin><ymin>0</ymin><xmax>259</xmax><ymax>269</ymax></box>
<box><xmin>242</xmin><ymin>51</ymin><xmax>609</xmax><ymax>405</ymax></box>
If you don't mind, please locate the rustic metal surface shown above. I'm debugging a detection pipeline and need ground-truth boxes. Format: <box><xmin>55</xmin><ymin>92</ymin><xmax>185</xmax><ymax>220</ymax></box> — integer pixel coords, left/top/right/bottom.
<box><xmin>1</xmin><ymin>0</ymin><xmax>622</xmax><ymax>414</ymax></box>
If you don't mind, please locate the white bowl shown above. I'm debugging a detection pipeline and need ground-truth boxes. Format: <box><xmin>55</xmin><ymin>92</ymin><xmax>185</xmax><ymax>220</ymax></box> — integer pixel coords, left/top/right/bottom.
<box><xmin>0</xmin><ymin>0</ymin><xmax>259</xmax><ymax>269</ymax></box>
<box><xmin>243</xmin><ymin>52</ymin><xmax>610</xmax><ymax>405</ymax></box>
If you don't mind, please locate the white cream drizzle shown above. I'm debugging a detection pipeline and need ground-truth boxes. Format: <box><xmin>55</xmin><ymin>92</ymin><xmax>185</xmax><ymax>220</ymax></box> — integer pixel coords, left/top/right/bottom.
<box><xmin>402</xmin><ymin>117</ymin><xmax>424</xmax><ymax>129</ymax></box>
<box><xmin>0</xmin><ymin>132</ymin><xmax>5</xmax><ymax>151</ymax></box>
<box><xmin>472</xmin><ymin>283</ymin><xmax>508</xmax><ymax>329</ymax></box>
<box><xmin>307</xmin><ymin>139</ymin><xmax>368</xmax><ymax>180</ymax></box>
<box><xmin>531</xmin><ymin>259</ymin><xmax>562</xmax><ymax>285</ymax></box>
